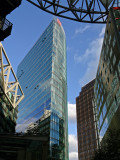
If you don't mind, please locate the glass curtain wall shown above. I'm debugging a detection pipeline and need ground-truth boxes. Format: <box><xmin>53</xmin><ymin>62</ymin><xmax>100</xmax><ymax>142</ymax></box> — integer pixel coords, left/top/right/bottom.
<box><xmin>16</xmin><ymin>18</ymin><xmax>68</xmax><ymax>160</ymax></box>
<box><xmin>94</xmin><ymin>8</ymin><xmax>120</xmax><ymax>143</ymax></box>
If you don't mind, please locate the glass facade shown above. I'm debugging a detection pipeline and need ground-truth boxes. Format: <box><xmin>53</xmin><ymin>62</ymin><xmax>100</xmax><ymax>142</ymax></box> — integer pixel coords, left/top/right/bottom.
<box><xmin>16</xmin><ymin>18</ymin><xmax>68</xmax><ymax>160</ymax></box>
<box><xmin>94</xmin><ymin>8</ymin><xmax>120</xmax><ymax>143</ymax></box>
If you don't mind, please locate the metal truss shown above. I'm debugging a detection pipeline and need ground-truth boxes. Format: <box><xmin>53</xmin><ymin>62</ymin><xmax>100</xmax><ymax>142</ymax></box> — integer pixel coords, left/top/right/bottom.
<box><xmin>0</xmin><ymin>42</ymin><xmax>24</xmax><ymax>108</ymax></box>
<box><xmin>26</xmin><ymin>0</ymin><xmax>120</xmax><ymax>23</ymax></box>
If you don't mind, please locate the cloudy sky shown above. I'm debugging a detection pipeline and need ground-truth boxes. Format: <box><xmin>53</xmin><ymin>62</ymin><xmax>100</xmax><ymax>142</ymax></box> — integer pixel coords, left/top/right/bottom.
<box><xmin>67</xmin><ymin>25</ymin><xmax>105</xmax><ymax>159</ymax></box>
<box><xmin>2</xmin><ymin>1</ymin><xmax>105</xmax><ymax>159</ymax></box>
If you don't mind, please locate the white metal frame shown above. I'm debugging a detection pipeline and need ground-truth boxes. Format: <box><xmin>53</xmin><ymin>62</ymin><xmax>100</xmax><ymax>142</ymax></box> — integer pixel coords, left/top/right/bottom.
<box><xmin>0</xmin><ymin>42</ymin><xmax>24</xmax><ymax>108</ymax></box>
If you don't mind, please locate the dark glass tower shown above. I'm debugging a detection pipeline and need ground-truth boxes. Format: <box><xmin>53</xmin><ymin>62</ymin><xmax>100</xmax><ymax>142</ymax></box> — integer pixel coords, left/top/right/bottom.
<box><xmin>16</xmin><ymin>18</ymin><xmax>68</xmax><ymax>160</ymax></box>
<box><xmin>94</xmin><ymin>8</ymin><xmax>120</xmax><ymax>144</ymax></box>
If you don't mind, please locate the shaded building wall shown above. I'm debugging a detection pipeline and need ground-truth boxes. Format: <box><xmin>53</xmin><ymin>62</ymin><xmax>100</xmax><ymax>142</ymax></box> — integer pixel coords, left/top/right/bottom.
<box><xmin>94</xmin><ymin>8</ymin><xmax>120</xmax><ymax>144</ymax></box>
<box><xmin>0</xmin><ymin>134</ymin><xmax>48</xmax><ymax>160</ymax></box>
<box><xmin>76</xmin><ymin>79</ymin><xmax>98</xmax><ymax>160</ymax></box>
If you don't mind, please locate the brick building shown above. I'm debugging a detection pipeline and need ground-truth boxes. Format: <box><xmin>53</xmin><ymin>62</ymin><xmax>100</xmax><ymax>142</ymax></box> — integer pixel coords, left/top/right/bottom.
<box><xmin>76</xmin><ymin>79</ymin><xmax>98</xmax><ymax>160</ymax></box>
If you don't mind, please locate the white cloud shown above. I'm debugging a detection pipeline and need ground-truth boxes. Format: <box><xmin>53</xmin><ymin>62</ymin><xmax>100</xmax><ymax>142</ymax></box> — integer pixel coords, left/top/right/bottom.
<box><xmin>69</xmin><ymin>152</ymin><xmax>78</xmax><ymax>160</ymax></box>
<box><xmin>69</xmin><ymin>134</ymin><xmax>78</xmax><ymax>160</ymax></box>
<box><xmin>75</xmin><ymin>25</ymin><xmax>90</xmax><ymax>34</ymax></box>
<box><xmin>99</xmin><ymin>26</ymin><xmax>105</xmax><ymax>37</ymax></box>
<box><xmin>74</xmin><ymin>26</ymin><xmax>104</xmax><ymax>87</ymax></box>
<box><xmin>69</xmin><ymin>134</ymin><xmax>78</xmax><ymax>152</ymax></box>
<box><xmin>68</xmin><ymin>103</ymin><xmax>76</xmax><ymax>123</ymax></box>
<box><xmin>67</xmin><ymin>46</ymin><xmax>72</xmax><ymax>51</ymax></box>
<box><xmin>16</xmin><ymin>117</ymin><xmax>38</xmax><ymax>132</ymax></box>
<box><xmin>74</xmin><ymin>36</ymin><xmax>103</xmax><ymax>64</ymax></box>
<box><xmin>79</xmin><ymin>36</ymin><xmax>103</xmax><ymax>87</ymax></box>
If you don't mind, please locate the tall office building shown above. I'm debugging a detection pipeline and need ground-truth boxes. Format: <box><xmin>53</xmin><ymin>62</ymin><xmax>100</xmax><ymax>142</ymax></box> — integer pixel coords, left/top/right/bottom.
<box><xmin>94</xmin><ymin>7</ymin><xmax>120</xmax><ymax>144</ymax></box>
<box><xmin>76</xmin><ymin>79</ymin><xmax>98</xmax><ymax>160</ymax></box>
<box><xmin>16</xmin><ymin>18</ymin><xmax>68</xmax><ymax>160</ymax></box>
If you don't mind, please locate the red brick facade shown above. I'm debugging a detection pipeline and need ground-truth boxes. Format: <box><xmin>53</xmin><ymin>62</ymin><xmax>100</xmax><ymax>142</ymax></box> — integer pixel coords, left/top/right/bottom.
<box><xmin>76</xmin><ymin>79</ymin><xmax>97</xmax><ymax>160</ymax></box>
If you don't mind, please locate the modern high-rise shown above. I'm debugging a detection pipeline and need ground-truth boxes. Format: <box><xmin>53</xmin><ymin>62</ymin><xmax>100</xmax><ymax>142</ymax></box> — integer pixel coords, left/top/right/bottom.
<box><xmin>76</xmin><ymin>79</ymin><xmax>98</xmax><ymax>160</ymax></box>
<box><xmin>16</xmin><ymin>18</ymin><xmax>68</xmax><ymax>160</ymax></box>
<box><xmin>94</xmin><ymin>7</ymin><xmax>120</xmax><ymax>144</ymax></box>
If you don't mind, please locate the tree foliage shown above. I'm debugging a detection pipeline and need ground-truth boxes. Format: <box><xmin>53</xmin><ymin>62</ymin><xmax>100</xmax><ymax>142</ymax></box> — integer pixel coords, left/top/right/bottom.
<box><xmin>92</xmin><ymin>129</ymin><xmax>120</xmax><ymax>160</ymax></box>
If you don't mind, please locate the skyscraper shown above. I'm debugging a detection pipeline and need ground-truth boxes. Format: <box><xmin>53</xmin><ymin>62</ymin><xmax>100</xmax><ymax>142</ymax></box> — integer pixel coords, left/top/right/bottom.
<box><xmin>76</xmin><ymin>79</ymin><xmax>98</xmax><ymax>160</ymax></box>
<box><xmin>16</xmin><ymin>18</ymin><xmax>68</xmax><ymax>160</ymax></box>
<box><xmin>94</xmin><ymin>7</ymin><xmax>120</xmax><ymax>144</ymax></box>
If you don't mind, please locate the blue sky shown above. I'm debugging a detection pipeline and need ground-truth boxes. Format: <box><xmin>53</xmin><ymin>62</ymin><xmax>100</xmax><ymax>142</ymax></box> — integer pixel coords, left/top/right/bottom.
<box><xmin>2</xmin><ymin>1</ymin><xmax>106</xmax><ymax>160</ymax></box>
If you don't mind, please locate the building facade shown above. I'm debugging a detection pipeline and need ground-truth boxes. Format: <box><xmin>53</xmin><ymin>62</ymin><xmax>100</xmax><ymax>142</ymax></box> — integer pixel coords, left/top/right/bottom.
<box><xmin>76</xmin><ymin>79</ymin><xmax>98</xmax><ymax>160</ymax></box>
<box><xmin>94</xmin><ymin>8</ymin><xmax>120</xmax><ymax>143</ymax></box>
<box><xmin>16</xmin><ymin>18</ymin><xmax>68</xmax><ymax>160</ymax></box>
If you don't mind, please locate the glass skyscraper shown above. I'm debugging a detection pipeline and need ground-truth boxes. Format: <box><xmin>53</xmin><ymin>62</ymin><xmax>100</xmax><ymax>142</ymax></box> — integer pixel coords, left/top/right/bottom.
<box><xmin>16</xmin><ymin>18</ymin><xmax>68</xmax><ymax>160</ymax></box>
<box><xmin>94</xmin><ymin>8</ymin><xmax>120</xmax><ymax>144</ymax></box>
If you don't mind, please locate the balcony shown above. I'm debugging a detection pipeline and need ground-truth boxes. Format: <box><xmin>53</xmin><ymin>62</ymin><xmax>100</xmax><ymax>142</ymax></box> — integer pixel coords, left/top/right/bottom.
<box><xmin>0</xmin><ymin>0</ymin><xmax>22</xmax><ymax>17</ymax></box>
<box><xmin>0</xmin><ymin>18</ymin><xmax>13</xmax><ymax>41</ymax></box>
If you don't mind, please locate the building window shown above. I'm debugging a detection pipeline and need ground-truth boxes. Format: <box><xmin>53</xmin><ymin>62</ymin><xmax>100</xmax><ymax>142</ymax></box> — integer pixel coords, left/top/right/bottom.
<box><xmin>99</xmin><ymin>113</ymin><xmax>103</xmax><ymax>127</ymax></box>
<box><xmin>103</xmin><ymin>63</ymin><xmax>104</xmax><ymax>68</ymax></box>
<box><xmin>113</xmin><ymin>55</ymin><xmax>116</xmax><ymax>66</ymax></box>
<box><xmin>105</xmin><ymin>67</ymin><xmax>107</xmax><ymax>74</ymax></box>
<box><xmin>118</xmin><ymin>61</ymin><xmax>120</xmax><ymax>74</ymax></box>
<box><xmin>109</xmin><ymin>35</ymin><xmax>111</xmax><ymax>44</ymax></box>
<box><xmin>116</xmin><ymin>87</ymin><xmax>120</xmax><ymax>105</ymax></box>
<box><xmin>106</xmin><ymin>45</ymin><xmax>109</xmax><ymax>55</ymax></box>
<box><xmin>108</xmin><ymin>18</ymin><xmax>111</xmax><ymax>27</ymax></box>
<box><xmin>113</xmin><ymin>36</ymin><xmax>116</xmax><ymax>47</ymax></box>
<box><xmin>107</xmin><ymin>30</ymin><xmax>108</xmax><ymax>34</ymax></box>
<box><xmin>110</xmin><ymin>48</ymin><xmax>113</xmax><ymax>58</ymax></box>
<box><xmin>107</xmin><ymin>57</ymin><xmax>110</xmax><ymax>66</ymax></box>
<box><xmin>111</xmin><ymin>74</ymin><xmax>118</xmax><ymax>93</ymax></box>
<box><xmin>110</xmin><ymin>65</ymin><xmax>113</xmax><ymax>74</ymax></box>
<box><xmin>102</xmin><ymin>48</ymin><xmax>105</xmax><ymax>57</ymax></box>
<box><xmin>103</xmin><ymin>104</ymin><xmax>107</xmax><ymax>118</ymax></box>
<box><xmin>115</xmin><ymin>95</ymin><xmax>117</xmax><ymax>105</ymax></box>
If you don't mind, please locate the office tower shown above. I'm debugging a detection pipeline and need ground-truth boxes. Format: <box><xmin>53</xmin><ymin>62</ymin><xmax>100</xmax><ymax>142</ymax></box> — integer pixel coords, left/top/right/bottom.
<box><xmin>94</xmin><ymin>7</ymin><xmax>120</xmax><ymax>144</ymax></box>
<box><xmin>16</xmin><ymin>18</ymin><xmax>68</xmax><ymax>160</ymax></box>
<box><xmin>0</xmin><ymin>42</ymin><xmax>24</xmax><ymax>133</ymax></box>
<box><xmin>76</xmin><ymin>79</ymin><xmax>98</xmax><ymax>160</ymax></box>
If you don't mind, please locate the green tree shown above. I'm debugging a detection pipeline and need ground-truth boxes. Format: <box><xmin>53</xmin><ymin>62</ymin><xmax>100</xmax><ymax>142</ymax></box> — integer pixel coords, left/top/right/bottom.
<box><xmin>92</xmin><ymin>129</ymin><xmax>120</xmax><ymax>160</ymax></box>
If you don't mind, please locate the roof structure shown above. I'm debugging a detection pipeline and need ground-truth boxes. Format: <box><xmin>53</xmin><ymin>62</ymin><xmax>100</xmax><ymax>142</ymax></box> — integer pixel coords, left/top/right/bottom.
<box><xmin>26</xmin><ymin>0</ymin><xmax>120</xmax><ymax>23</ymax></box>
<box><xmin>0</xmin><ymin>42</ymin><xmax>24</xmax><ymax>108</ymax></box>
